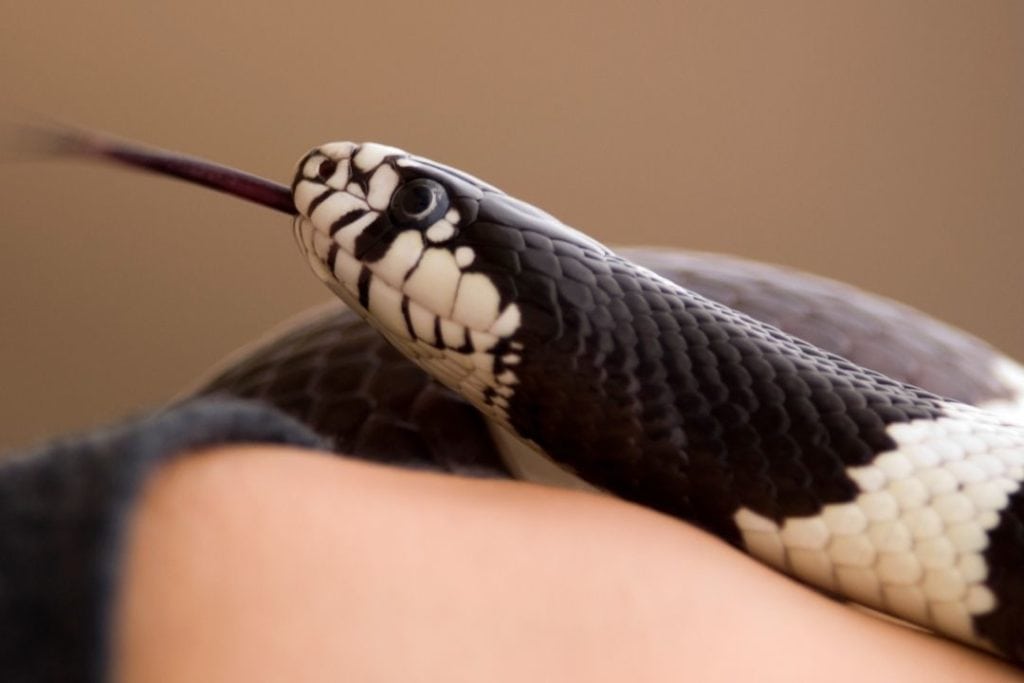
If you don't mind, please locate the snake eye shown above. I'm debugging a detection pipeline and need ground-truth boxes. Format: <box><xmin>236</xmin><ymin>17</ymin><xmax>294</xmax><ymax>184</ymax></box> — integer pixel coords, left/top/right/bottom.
<box><xmin>316</xmin><ymin>158</ymin><xmax>338</xmax><ymax>181</ymax></box>
<box><xmin>389</xmin><ymin>178</ymin><xmax>449</xmax><ymax>229</ymax></box>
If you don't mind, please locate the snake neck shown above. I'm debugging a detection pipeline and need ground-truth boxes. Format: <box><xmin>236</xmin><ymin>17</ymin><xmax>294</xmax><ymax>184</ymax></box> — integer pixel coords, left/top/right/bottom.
<box><xmin>503</xmin><ymin>253</ymin><xmax>951</xmax><ymax>541</ymax></box>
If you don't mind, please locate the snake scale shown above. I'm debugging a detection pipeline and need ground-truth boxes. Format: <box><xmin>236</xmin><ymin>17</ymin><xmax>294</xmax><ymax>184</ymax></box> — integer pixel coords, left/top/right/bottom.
<box><xmin>30</xmin><ymin>128</ymin><xmax>1024</xmax><ymax>666</ymax></box>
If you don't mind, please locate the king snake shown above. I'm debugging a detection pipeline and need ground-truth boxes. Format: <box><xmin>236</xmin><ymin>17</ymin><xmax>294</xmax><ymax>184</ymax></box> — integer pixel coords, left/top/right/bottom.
<box><xmin>32</xmin><ymin>128</ymin><xmax>1024</xmax><ymax>666</ymax></box>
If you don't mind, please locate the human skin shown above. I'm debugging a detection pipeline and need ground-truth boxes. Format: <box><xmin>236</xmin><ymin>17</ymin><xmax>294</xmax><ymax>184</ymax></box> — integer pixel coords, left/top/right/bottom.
<box><xmin>113</xmin><ymin>445</ymin><xmax>1022</xmax><ymax>682</ymax></box>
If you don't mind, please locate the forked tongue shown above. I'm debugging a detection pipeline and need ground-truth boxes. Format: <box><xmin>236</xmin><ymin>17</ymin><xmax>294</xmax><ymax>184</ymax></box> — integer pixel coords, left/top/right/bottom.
<box><xmin>3</xmin><ymin>123</ymin><xmax>297</xmax><ymax>216</ymax></box>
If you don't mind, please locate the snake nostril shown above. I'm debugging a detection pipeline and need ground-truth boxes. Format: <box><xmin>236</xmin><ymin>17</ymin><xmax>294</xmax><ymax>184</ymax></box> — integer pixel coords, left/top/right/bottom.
<box><xmin>317</xmin><ymin>158</ymin><xmax>338</xmax><ymax>181</ymax></box>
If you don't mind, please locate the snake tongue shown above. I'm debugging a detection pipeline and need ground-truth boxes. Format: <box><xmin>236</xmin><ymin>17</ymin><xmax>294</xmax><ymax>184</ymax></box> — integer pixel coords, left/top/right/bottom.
<box><xmin>10</xmin><ymin>124</ymin><xmax>298</xmax><ymax>216</ymax></box>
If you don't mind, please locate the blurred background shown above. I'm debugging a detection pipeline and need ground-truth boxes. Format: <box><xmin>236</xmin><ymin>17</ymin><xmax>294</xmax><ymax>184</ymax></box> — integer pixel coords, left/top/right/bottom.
<box><xmin>0</xmin><ymin>1</ymin><xmax>1021</xmax><ymax>451</ymax></box>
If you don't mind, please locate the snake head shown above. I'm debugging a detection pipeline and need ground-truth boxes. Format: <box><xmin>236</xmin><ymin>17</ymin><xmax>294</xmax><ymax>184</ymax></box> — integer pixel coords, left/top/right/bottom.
<box><xmin>291</xmin><ymin>142</ymin><xmax>530</xmax><ymax>421</ymax></box>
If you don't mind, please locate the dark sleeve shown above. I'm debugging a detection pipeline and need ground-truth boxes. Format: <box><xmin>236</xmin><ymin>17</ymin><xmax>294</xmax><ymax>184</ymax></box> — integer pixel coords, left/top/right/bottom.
<box><xmin>0</xmin><ymin>398</ymin><xmax>326</xmax><ymax>683</ymax></box>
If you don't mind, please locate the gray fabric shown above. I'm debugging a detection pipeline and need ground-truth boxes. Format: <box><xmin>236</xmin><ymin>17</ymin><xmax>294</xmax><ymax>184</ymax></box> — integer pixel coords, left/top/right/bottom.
<box><xmin>0</xmin><ymin>398</ymin><xmax>325</xmax><ymax>682</ymax></box>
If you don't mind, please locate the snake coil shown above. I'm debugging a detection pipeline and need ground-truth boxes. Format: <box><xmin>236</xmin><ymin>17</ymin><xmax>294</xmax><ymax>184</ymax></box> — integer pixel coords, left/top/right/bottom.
<box><xmin>35</xmin><ymin>129</ymin><xmax>1024</xmax><ymax>666</ymax></box>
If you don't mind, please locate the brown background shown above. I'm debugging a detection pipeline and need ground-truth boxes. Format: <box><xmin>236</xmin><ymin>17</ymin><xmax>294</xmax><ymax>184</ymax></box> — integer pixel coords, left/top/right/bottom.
<box><xmin>1</xmin><ymin>1</ymin><xmax>1022</xmax><ymax>452</ymax></box>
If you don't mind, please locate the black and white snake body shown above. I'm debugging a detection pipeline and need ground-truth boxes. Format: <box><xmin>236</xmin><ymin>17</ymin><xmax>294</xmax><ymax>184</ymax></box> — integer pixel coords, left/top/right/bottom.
<box><xmin>34</xmin><ymin>130</ymin><xmax>1024</xmax><ymax>666</ymax></box>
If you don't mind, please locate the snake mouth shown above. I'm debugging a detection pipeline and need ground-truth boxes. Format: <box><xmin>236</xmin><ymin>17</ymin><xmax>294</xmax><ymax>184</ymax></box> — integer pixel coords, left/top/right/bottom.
<box><xmin>20</xmin><ymin>125</ymin><xmax>297</xmax><ymax>216</ymax></box>
<box><xmin>292</xmin><ymin>209</ymin><xmax>523</xmax><ymax>421</ymax></box>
